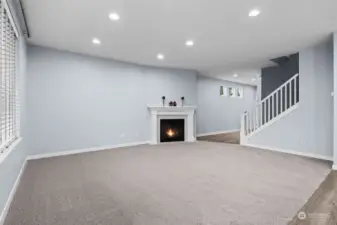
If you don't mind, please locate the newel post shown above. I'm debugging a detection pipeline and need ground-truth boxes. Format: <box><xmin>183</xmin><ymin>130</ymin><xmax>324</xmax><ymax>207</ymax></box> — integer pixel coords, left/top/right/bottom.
<box><xmin>240</xmin><ymin>112</ymin><xmax>247</xmax><ymax>145</ymax></box>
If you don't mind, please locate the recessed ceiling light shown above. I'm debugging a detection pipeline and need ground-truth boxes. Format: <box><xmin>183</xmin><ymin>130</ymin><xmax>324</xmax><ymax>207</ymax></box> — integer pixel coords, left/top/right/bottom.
<box><xmin>109</xmin><ymin>13</ymin><xmax>120</xmax><ymax>21</ymax></box>
<box><xmin>233</xmin><ymin>74</ymin><xmax>238</xmax><ymax>77</ymax></box>
<box><xmin>249</xmin><ymin>9</ymin><xmax>260</xmax><ymax>17</ymax></box>
<box><xmin>186</xmin><ymin>40</ymin><xmax>194</xmax><ymax>47</ymax></box>
<box><xmin>157</xmin><ymin>54</ymin><xmax>165</xmax><ymax>60</ymax></box>
<box><xmin>92</xmin><ymin>38</ymin><xmax>101</xmax><ymax>45</ymax></box>
<box><xmin>252</xmin><ymin>78</ymin><xmax>257</xmax><ymax>82</ymax></box>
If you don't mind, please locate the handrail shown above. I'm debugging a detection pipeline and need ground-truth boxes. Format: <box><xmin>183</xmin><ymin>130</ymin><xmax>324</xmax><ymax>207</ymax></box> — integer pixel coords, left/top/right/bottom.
<box><xmin>241</xmin><ymin>72</ymin><xmax>299</xmax><ymax>141</ymax></box>
<box><xmin>259</xmin><ymin>73</ymin><xmax>299</xmax><ymax>105</ymax></box>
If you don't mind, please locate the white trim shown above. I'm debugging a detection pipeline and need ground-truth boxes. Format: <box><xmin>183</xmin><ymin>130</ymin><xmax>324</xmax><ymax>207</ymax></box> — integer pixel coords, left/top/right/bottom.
<box><xmin>0</xmin><ymin>157</ymin><xmax>27</xmax><ymax>225</ymax></box>
<box><xmin>332</xmin><ymin>164</ymin><xmax>337</xmax><ymax>170</ymax></box>
<box><xmin>147</xmin><ymin>105</ymin><xmax>197</xmax><ymax>111</ymax></box>
<box><xmin>26</xmin><ymin>141</ymin><xmax>150</xmax><ymax>160</ymax></box>
<box><xmin>0</xmin><ymin>137</ymin><xmax>22</xmax><ymax>165</ymax></box>
<box><xmin>243</xmin><ymin>143</ymin><xmax>333</xmax><ymax>161</ymax></box>
<box><xmin>246</xmin><ymin>103</ymin><xmax>299</xmax><ymax>138</ymax></box>
<box><xmin>197</xmin><ymin>129</ymin><xmax>240</xmax><ymax>137</ymax></box>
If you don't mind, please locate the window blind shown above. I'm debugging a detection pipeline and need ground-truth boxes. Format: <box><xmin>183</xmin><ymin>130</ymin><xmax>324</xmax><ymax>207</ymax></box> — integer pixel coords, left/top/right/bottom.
<box><xmin>0</xmin><ymin>0</ymin><xmax>18</xmax><ymax>153</ymax></box>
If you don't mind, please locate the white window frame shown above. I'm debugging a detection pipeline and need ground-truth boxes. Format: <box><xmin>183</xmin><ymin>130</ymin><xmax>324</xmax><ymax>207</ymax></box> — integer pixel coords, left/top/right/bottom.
<box><xmin>236</xmin><ymin>87</ymin><xmax>244</xmax><ymax>99</ymax></box>
<box><xmin>227</xmin><ymin>87</ymin><xmax>244</xmax><ymax>99</ymax></box>
<box><xmin>227</xmin><ymin>87</ymin><xmax>235</xmax><ymax>98</ymax></box>
<box><xmin>0</xmin><ymin>0</ymin><xmax>21</xmax><ymax>164</ymax></box>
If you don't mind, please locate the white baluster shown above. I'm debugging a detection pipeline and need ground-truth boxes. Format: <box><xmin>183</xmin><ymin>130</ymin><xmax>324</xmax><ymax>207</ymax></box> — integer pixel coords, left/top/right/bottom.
<box><xmin>264</xmin><ymin>101</ymin><xmax>266</xmax><ymax>125</ymax></box>
<box><xmin>271</xmin><ymin>94</ymin><xmax>275</xmax><ymax>119</ymax></box>
<box><xmin>290</xmin><ymin>79</ymin><xmax>293</xmax><ymax>106</ymax></box>
<box><xmin>249</xmin><ymin>111</ymin><xmax>253</xmax><ymax>133</ymax></box>
<box><xmin>240</xmin><ymin>112</ymin><xmax>246</xmax><ymax>143</ymax></box>
<box><xmin>254</xmin><ymin>107</ymin><xmax>257</xmax><ymax>131</ymax></box>
<box><xmin>285</xmin><ymin>83</ymin><xmax>288</xmax><ymax>110</ymax></box>
<box><xmin>280</xmin><ymin>87</ymin><xmax>283</xmax><ymax>113</ymax></box>
<box><xmin>252</xmin><ymin>108</ymin><xmax>255</xmax><ymax>131</ymax></box>
<box><xmin>268</xmin><ymin>97</ymin><xmax>271</xmax><ymax>122</ymax></box>
<box><xmin>245</xmin><ymin>112</ymin><xmax>248</xmax><ymax>135</ymax></box>
<box><xmin>246</xmin><ymin>111</ymin><xmax>249</xmax><ymax>135</ymax></box>
<box><xmin>294</xmin><ymin>76</ymin><xmax>298</xmax><ymax>104</ymax></box>
<box><xmin>276</xmin><ymin>92</ymin><xmax>279</xmax><ymax>117</ymax></box>
<box><xmin>259</xmin><ymin>104</ymin><xmax>262</xmax><ymax>128</ymax></box>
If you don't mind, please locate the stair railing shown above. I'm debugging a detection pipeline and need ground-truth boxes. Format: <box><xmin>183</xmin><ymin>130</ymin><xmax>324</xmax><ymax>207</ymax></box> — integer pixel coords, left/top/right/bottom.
<box><xmin>241</xmin><ymin>73</ymin><xmax>299</xmax><ymax>142</ymax></box>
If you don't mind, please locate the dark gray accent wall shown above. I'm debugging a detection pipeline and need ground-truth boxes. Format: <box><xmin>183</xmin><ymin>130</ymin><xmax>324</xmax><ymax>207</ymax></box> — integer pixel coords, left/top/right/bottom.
<box><xmin>261</xmin><ymin>53</ymin><xmax>299</xmax><ymax>99</ymax></box>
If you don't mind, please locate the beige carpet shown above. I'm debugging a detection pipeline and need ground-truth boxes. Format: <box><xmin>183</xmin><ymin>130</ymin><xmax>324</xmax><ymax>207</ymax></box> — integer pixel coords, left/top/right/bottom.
<box><xmin>197</xmin><ymin>131</ymin><xmax>240</xmax><ymax>144</ymax></box>
<box><xmin>4</xmin><ymin>142</ymin><xmax>331</xmax><ymax>225</ymax></box>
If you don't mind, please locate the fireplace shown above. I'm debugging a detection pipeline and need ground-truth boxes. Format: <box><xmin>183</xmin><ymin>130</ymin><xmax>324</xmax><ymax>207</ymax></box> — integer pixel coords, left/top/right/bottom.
<box><xmin>147</xmin><ymin>105</ymin><xmax>196</xmax><ymax>144</ymax></box>
<box><xmin>160</xmin><ymin>119</ymin><xmax>185</xmax><ymax>143</ymax></box>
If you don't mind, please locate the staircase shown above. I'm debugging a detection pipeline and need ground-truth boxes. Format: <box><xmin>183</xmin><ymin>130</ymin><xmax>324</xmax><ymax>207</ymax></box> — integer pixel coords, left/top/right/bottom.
<box><xmin>240</xmin><ymin>73</ymin><xmax>299</xmax><ymax>144</ymax></box>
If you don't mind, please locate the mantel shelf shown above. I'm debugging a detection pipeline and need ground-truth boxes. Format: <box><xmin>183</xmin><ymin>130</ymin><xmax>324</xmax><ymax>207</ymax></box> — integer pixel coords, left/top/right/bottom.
<box><xmin>147</xmin><ymin>105</ymin><xmax>197</xmax><ymax>112</ymax></box>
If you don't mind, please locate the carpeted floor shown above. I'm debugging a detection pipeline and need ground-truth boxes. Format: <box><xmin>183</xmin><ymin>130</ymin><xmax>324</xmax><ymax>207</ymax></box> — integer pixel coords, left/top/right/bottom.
<box><xmin>4</xmin><ymin>142</ymin><xmax>331</xmax><ymax>225</ymax></box>
<box><xmin>197</xmin><ymin>131</ymin><xmax>240</xmax><ymax>144</ymax></box>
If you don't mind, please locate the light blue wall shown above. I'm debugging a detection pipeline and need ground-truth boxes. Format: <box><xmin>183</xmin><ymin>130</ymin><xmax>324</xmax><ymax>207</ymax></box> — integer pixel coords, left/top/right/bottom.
<box><xmin>0</xmin><ymin>37</ymin><xmax>27</xmax><ymax>215</ymax></box>
<box><xmin>256</xmin><ymin>77</ymin><xmax>262</xmax><ymax>101</ymax></box>
<box><xmin>333</xmin><ymin>31</ymin><xmax>337</xmax><ymax>163</ymax></box>
<box><xmin>196</xmin><ymin>75</ymin><xmax>257</xmax><ymax>134</ymax></box>
<box><xmin>247</xmin><ymin>38</ymin><xmax>334</xmax><ymax>158</ymax></box>
<box><xmin>310</xmin><ymin>38</ymin><xmax>334</xmax><ymax>157</ymax></box>
<box><xmin>26</xmin><ymin>46</ymin><xmax>198</xmax><ymax>154</ymax></box>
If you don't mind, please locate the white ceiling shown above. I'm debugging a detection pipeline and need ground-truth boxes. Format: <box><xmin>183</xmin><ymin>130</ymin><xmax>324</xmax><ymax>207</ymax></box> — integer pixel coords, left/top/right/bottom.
<box><xmin>24</xmin><ymin>0</ymin><xmax>337</xmax><ymax>85</ymax></box>
<box><xmin>215</xmin><ymin>69</ymin><xmax>262</xmax><ymax>86</ymax></box>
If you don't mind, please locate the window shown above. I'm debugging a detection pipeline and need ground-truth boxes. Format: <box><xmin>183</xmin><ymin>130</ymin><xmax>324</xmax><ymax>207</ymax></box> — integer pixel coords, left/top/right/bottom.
<box><xmin>0</xmin><ymin>0</ymin><xmax>19</xmax><ymax>155</ymax></box>
<box><xmin>236</xmin><ymin>88</ymin><xmax>243</xmax><ymax>98</ymax></box>
<box><xmin>228</xmin><ymin>87</ymin><xmax>235</xmax><ymax>97</ymax></box>
<box><xmin>227</xmin><ymin>87</ymin><xmax>243</xmax><ymax>98</ymax></box>
<box><xmin>220</xmin><ymin>86</ymin><xmax>224</xmax><ymax>96</ymax></box>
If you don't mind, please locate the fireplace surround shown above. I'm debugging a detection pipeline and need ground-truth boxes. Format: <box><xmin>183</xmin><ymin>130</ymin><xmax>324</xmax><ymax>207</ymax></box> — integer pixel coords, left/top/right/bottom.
<box><xmin>147</xmin><ymin>106</ymin><xmax>197</xmax><ymax>144</ymax></box>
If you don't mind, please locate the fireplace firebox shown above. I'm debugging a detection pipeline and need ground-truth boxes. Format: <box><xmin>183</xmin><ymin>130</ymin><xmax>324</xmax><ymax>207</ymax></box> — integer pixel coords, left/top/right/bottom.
<box><xmin>160</xmin><ymin>119</ymin><xmax>185</xmax><ymax>143</ymax></box>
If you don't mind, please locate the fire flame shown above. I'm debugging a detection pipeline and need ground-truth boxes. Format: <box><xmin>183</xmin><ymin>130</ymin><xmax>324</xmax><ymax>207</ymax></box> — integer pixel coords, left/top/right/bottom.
<box><xmin>166</xmin><ymin>129</ymin><xmax>175</xmax><ymax>137</ymax></box>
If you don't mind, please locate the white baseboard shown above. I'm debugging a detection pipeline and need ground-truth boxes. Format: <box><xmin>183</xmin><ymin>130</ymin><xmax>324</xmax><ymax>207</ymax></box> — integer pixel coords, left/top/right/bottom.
<box><xmin>0</xmin><ymin>159</ymin><xmax>27</xmax><ymax>225</ymax></box>
<box><xmin>332</xmin><ymin>164</ymin><xmax>337</xmax><ymax>170</ymax></box>
<box><xmin>197</xmin><ymin>129</ymin><xmax>240</xmax><ymax>137</ymax></box>
<box><xmin>243</xmin><ymin>143</ymin><xmax>333</xmax><ymax>162</ymax></box>
<box><xmin>27</xmin><ymin>141</ymin><xmax>150</xmax><ymax>160</ymax></box>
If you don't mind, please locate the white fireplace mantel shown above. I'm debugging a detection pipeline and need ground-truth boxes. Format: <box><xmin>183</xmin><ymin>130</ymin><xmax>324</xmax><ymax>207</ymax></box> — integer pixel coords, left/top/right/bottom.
<box><xmin>147</xmin><ymin>105</ymin><xmax>197</xmax><ymax>144</ymax></box>
<box><xmin>148</xmin><ymin>105</ymin><xmax>197</xmax><ymax>114</ymax></box>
